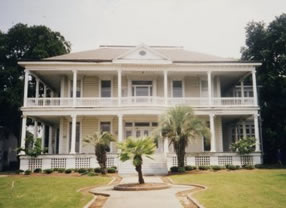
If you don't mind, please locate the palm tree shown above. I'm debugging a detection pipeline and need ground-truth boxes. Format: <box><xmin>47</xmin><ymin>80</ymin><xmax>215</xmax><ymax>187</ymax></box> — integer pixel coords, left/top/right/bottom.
<box><xmin>159</xmin><ymin>106</ymin><xmax>210</xmax><ymax>169</ymax></box>
<box><xmin>118</xmin><ymin>136</ymin><xmax>156</xmax><ymax>184</ymax></box>
<box><xmin>83</xmin><ymin>131</ymin><xmax>115</xmax><ymax>174</ymax></box>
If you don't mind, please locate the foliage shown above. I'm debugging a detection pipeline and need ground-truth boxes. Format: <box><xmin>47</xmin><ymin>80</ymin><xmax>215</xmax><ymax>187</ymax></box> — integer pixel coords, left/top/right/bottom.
<box><xmin>118</xmin><ymin>136</ymin><xmax>156</xmax><ymax>184</ymax></box>
<box><xmin>241</xmin><ymin>14</ymin><xmax>286</xmax><ymax>163</ymax></box>
<box><xmin>231</xmin><ymin>137</ymin><xmax>256</xmax><ymax>155</ymax></box>
<box><xmin>33</xmin><ymin>168</ymin><xmax>42</xmax><ymax>173</ymax></box>
<box><xmin>83</xmin><ymin>131</ymin><xmax>115</xmax><ymax>174</ymax></box>
<box><xmin>158</xmin><ymin>106</ymin><xmax>210</xmax><ymax>168</ymax></box>
<box><xmin>16</xmin><ymin>169</ymin><xmax>24</xmax><ymax>174</ymax></box>
<box><xmin>0</xmin><ymin>23</ymin><xmax>70</xmax><ymax>143</ymax></box>
<box><xmin>226</xmin><ymin>164</ymin><xmax>240</xmax><ymax>170</ymax></box>
<box><xmin>19</xmin><ymin>135</ymin><xmax>44</xmax><ymax>157</ymax></box>
<box><xmin>198</xmin><ymin>166</ymin><xmax>210</xmax><ymax>170</ymax></box>
<box><xmin>170</xmin><ymin>166</ymin><xmax>179</xmax><ymax>173</ymax></box>
<box><xmin>24</xmin><ymin>170</ymin><xmax>31</xmax><ymax>175</ymax></box>
<box><xmin>94</xmin><ymin>168</ymin><xmax>102</xmax><ymax>173</ymax></box>
<box><xmin>78</xmin><ymin>168</ymin><xmax>88</xmax><ymax>174</ymax></box>
<box><xmin>185</xmin><ymin>165</ymin><xmax>196</xmax><ymax>171</ymax></box>
<box><xmin>178</xmin><ymin>167</ymin><xmax>185</xmax><ymax>173</ymax></box>
<box><xmin>64</xmin><ymin>169</ymin><xmax>72</xmax><ymax>174</ymax></box>
<box><xmin>107</xmin><ymin>167</ymin><xmax>117</xmax><ymax>173</ymax></box>
<box><xmin>57</xmin><ymin>168</ymin><xmax>65</xmax><ymax>173</ymax></box>
<box><xmin>87</xmin><ymin>172</ymin><xmax>97</xmax><ymax>176</ymax></box>
<box><xmin>43</xmin><ymin>169</ymin><xmax>53</xmax><ymax>174</ymax></box>
<box><xmin>211</xmin><ymin>165</ymin><xmax>223</xmax><ymax>171</ymax></box>
<box><xmin>242</xmin><ymin>164</ymin><xmax>255</xmax><ymax>170</ymax></box>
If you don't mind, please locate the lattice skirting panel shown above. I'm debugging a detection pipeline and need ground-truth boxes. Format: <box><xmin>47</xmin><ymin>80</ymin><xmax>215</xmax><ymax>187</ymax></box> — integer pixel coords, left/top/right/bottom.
<box><xmin>218</xmin><ymin>156</ymin><xmax>233</xmax><ymax>166</ymax></box>
<box><xmin>106</xmin><ymin>157</ymin><xmax>115</xmax><ymax>168</ymax></box>
<box><xmin>172</xmin><ymin>156</ymin><xmax>187</xmax><ymax>166</ymax></box>
<box><xmin>240</xmin><ymin>156</ymin><xmax>253</xmax><ymax>165</ymax></box>
<box><xmin>51</xmin><ymin>158</ymin><xmax>66</xmax><ymax>169</ymax></box>
<box><xmin>195</xmin><ymin>156</ymin><xmax>210</xmax><ymax>166</ymax></box>
<box><xmin>28</xmin><ymin>159</ymin><xmax>42</xmax><ymax>170</ymax></box>
<box><xmin>75</xmin><ymin>158</ymin><xmax>91</xmax><ymax>169</ymax></box>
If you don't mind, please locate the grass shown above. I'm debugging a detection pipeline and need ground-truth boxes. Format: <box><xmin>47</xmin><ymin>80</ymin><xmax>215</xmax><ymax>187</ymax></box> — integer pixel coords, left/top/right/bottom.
<box><xmin>171</xmin><ymin>169</ymin><xmax>286</xmax><ymax>208</ymax></box>
<box><xmin>0</xmin><ymin>175</ymin><xmax>111</xmax><ymax>208</ymax></box>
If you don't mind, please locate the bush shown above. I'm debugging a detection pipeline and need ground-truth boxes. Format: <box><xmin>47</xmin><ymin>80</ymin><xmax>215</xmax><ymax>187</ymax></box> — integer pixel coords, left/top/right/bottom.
<box><xmin>94</xmin><ymin>168</ymin><xmax>102</xmax><ymax>173</ymax></box>
<box><xmin>24</xmin><ymin>170</ymin><xmax>32</xmax><ymax>175</ymax></box>
<box><xmin>53</xmin><ymin>168</ymin><xmax>59</xmax><ymax>172</ymax></box>
<box><xmin>226</xmin><ymin>164</ymin><xmax>240</xmax><ymax>170</ymax></box>
<box><xmin>87</xmin><ymin>168</ymin><xmax>94</xmax><ymax>173</ymax></box>
<box><xmin>57</xmin><ymin>168</ymin><xmax>65</xmax><ymax>173</ymax></box>
<box><xmin>170</xmin><ymin>166</ymin><xmax>179</xmax><ymax>173</ymax></box>
<box><xmin>242</xmin><ymin>164</ymin><xmax>254</xmax><ymax>170</ymax></box>
<box><xmin>33</xmin><ymin>168</ymin><xmax>42</xmax><ymax>173</ymax></box>
<box><xmin>111</xmin><ymin>166</ymin><xmax>117</xmax><ymax>170</ymax></box>
<box><xmin>16</xmin><ymin>169</ymin><xmax>24</xmax><ymax>174</ymax></box>
<box><xmin>78</xmin><ymin>168</ymin><xmax>88</xmax><ymax>174</ymax></box>
<box><xmin>185</xmin><ymin>165</ymin><xmax>196</xmax><ymax>171</ymax></box>
<box><xmin>178</xmin><ymin>167</ymin><xmax>185</xmax><ymax>173</ymax></box>
<box><xmin>87</xmin><ymin>172</ymin><xmax>97</xmax><ymax>176</ymax></box>
<box><xmin>43</xmin><ymin>169</ymin><xmax>53</xmax><ymax>174</ymax></box>
<box><xmin>107</xmin><ymin>168</ymin><xmax>117</xmax><ymax>173</ymax></box>
<box><xmin>65</xmin><ymin>169</ymin><xmax>72</xmax><ymax>174</ymax></box>
<box><xmin>211</xmin><ymin>166</ymin><xmax>222</xmax><ymax>171</ymax></box>
<box><xmin>198</xmin><ymin>166</ymin><xmax>210</xmax><ymax>170</ymax></box>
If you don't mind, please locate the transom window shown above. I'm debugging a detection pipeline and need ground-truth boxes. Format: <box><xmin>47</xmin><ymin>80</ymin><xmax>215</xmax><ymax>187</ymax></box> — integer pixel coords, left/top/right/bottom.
<box><xmin>101</xmin><ymin>80</ymin><xmax>111</xmax><ymax>97</ymax></box>
<box><xmin>172</xmin><ymin>80</ymin><xmax>183</xmax><ymax>97</ymax></box>
<box><xmin>132</xmin><ymin>81</ymin><xmax>152</xmax><ymax>97</ymax></box>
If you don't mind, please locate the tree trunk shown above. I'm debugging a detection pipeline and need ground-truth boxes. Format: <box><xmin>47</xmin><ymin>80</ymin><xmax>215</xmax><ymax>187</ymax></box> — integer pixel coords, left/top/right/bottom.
<box><xmin>135</xmin><ymin>164</ymin><xmax>144</xmax><ymax>184</ymax></box>
<box><xmin>174</xmin><ymin>137</ymin><xmax>186</xmax><ymax>168</ymax></box>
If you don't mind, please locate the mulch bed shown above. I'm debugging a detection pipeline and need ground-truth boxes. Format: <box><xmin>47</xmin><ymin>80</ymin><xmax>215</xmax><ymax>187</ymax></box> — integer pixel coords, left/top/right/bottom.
<box><xmin>114</xmin><ymin>182</ymin><xmax>170</xmax><ymax>191</ymax></box>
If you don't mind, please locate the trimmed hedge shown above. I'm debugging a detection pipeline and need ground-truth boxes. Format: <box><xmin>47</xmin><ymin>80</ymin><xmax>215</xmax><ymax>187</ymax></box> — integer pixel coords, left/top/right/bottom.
<box><xmin>57</xmin><ymin>168</ymin><xmax>65</xmax><ymax>173</ymax></box>
<box><xmin>107</xmin><ymin>168</ymin><xmax>117</xmax><ymax>173</ymax></box>
<box><xmin>170</xmin><ymin>166</ymin><xmax>179</xmax><ymax>173</ymax></box>
<box><xmin>33</xmin><ymin>168</ymin><xmax>42</xmax><ymax>173</ymax></box>
<box><xmin>94</xmin><ymin>168</ymin><xmax>102</xmax><ymax>173</ymax></box>
<box><xmin>65</xmin><ymin>169</ymin><xmax>72</xmax><ymax>174</ymax></box>
<box><xmin>24</xmin><ymin>170</ymin><xmax>32</xmax><ymax>175</ymax></box>
<box><xmin>242</xmin><ymin>164</ymin><xmax>254</xmax><ymax>170</ymax></box>
<box><xmin>226</xmin><ymin>164</ymin><xmax>240</xmax><ymax>170</ymax></box>
<box><xmin>198</xmin><ymin>166</ymin><xmax>210</xmax><ymax>170</ymax></box>
<box><xmin>211</xmin><ymin>165</ymin><xmax>223</xmax><ymax>171</ymax></box>
<box><xmin>43</xmin><ymin>169</ymin><xmax>53</xmax><ymax>174</ymax></box>
<box><xmin>185</xmin><ymin>165</ymin><xmax>196</xmax><ymax>171</ymax></box>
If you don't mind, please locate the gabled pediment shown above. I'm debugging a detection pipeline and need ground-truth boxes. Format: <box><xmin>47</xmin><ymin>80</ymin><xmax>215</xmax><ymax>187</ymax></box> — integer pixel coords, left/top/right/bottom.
<box><xmin>113</xmin><ymin>44</ymin><xmax>172</xmax><ymax>64</ymax></box>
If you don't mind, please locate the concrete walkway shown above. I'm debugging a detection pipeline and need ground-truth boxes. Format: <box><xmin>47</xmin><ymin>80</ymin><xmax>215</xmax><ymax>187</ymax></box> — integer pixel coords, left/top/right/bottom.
<box><xmin>90</xmin><ymin>176</ymin><xmax>194</xmax><ymax>208</ymax></box>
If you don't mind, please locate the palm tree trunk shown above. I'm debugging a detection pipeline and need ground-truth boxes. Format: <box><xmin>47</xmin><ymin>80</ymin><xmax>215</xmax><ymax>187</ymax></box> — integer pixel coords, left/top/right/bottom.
<box><xmin>175</xmin><ymin>138</ymin><xmax>186</xmax><ymax>168</ymax></box>
<box><xmin>135</xmin><ymin>164</ymin><xmax>144</xmax><ymax>184</ymax></box>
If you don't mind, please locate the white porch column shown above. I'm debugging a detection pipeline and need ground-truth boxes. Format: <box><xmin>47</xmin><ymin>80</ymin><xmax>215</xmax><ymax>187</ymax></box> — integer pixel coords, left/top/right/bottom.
<box><xmin>70</xmin><ymin>114</ymin><xmax>77</xmax><ymax>154</ymax></box>
<box><xmin>43</xmin><ymin>85</ymin><xmax>47</xmax><ymax>98</ymax></box>
<box><xmin>118</xmin><ymin>114</ymin><xmax>123</xmax><ymax>142</ymax></box>
<box><xmin>72</xmin><ymin>70</ymin><xmax>77</xmax><ymax>107</ymax></box>
<box><xmin>35</xmin><ymin>78</ymin><xmax>39</xmax><ymax>105</ymax></box>
<box><xmin>34</xmin><ymin>120</ymin><xmax>38</xmax><ymax>138</ymax></box>
<box><xmin>48</xmin><ymin>126</ymin><xmax>53</xmax><ymax>154</ymax></box>
<box><xmin>209</xmin><ymin>113</ymin><xmax>216</xmax><ymax>152</ymax></box>
<box><xmin>118</xmin><ymin>69</ymin><xmax>122</xmax><ymax>106</ymax></box>
<box><xmin>164</xmin><ymin>70</ymin><xmax>168</xmax><ymax>105</ymax></box>
<box><xmin>208</xmin><ymin>71</ymin><xmax>212</xmax><ymax>105</ymax></box>
<box><xmin>41</xmin><ymin>124</ymin><xmax>45</xmax><ymax>149</ymax></box>
<box><xmin>20</xmin><ymin>116</ymin><xmax>27</xmax><ymax>154</ymax></box>
<box><xmin>252</xmin><ymin>70</ymin><xmax>258</xmax><ymax>106</ymax></box>
<box><xmin>59</xmin><ymin>118</ymin><xmax>64</xmax><ymax>154</ymax></box>
<box><xmin>164</xmin><ymin>137</ymin><xmax>169</xmax><ymax>154</ymax></box>
<box><xmin>254</xmin><ymin>114</ymin><xmax>261</xmax><ymax>152</ymax></box>
<box><xmin>23</xmin><ymin>70</ymin><xmax>29</xmax><ymax>107</ymax></box>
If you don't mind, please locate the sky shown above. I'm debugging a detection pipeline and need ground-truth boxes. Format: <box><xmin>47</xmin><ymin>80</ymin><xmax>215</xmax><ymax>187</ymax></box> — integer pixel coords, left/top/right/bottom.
<box><xmin>0</xmin><ymin>0</ymin><xmax>285</xmax><ymax>59</ymax></box>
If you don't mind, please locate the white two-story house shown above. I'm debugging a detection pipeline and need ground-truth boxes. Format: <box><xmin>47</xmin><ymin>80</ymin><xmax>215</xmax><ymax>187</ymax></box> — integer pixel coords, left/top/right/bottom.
<box><xmin>18</xmin><ymin>44</ymin><xmax>262</xmax><ymax>175</ymax></box>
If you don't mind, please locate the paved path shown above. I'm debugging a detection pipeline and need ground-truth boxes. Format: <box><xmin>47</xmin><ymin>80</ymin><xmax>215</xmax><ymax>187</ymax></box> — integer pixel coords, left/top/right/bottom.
<box><xmin>90</xmin><ymin>176</ymin><xmax>194</xmax><ymax>208</ymax></box>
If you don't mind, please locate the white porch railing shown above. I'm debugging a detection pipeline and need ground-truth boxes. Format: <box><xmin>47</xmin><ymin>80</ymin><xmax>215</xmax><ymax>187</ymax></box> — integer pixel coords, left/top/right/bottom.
<box><xmin>26</xmin><ymin>97</ymin><xmax>256</xmax><ymax>107</ymax></box>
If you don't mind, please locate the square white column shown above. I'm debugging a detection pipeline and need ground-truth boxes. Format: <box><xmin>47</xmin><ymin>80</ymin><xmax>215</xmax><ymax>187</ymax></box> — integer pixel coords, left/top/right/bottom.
<box><xmin>48</xmin><ymin>126</ymin><xmax>53</xmax><ymax>154</ymax></box>
<box><xmin>72</xmin><ymin>70</ymin><xmax>77</xmax><ymax>107</ymax></box>
<box><xmin>35</xmin><ymin>78</ymin><xmax>39</xmax><ymax>105</ymax></box>
<box><xmin>254</xmin><ymin>114</ymin><xmax>261</xmax><ymax>152</ymax></box>
<box><xmin>252</xmin><ymin>70</ymin><xmax>258</xmax><ymax>106</ymax></box>
<box><xmin>209</xmin><ymin>114</ymin><xmax>216</xmax><ymax>152</ymax></box>
<box><xmin>118</xmin><ymin>114</ymin><xmax>123</xmax><ymax>142</ymax></box>
<box><xmin>20</xmin><ymin>116</ymin><xmax>27</xmax><ymax>155</ymax></box>
<box><xmin>70</xmin><ymin>114</ymin><xmax>77</xmax><ymax>154</ymax></box>
<box><xmin>118</xmin><ymin>70</ymin><xmax>122</xmax><ymax>106</ymax></box>
<box><xmin>23</xmin><ymin>70</ymin><xmax>29</xmax><ymax>107</ymax></box>
<box><xmin>34</xmin><ymin>120</ymin><xmax>38</xmax><ymax>138</ymax></box>
<box><xmin>208</xmin><ymin>71</ymin><xmax>212</xmax><ymax>105</ymax></box>
<box><xmin>41</xmin><ymin>124</ymin><xmax>45</xmax><ymax>149</ymax></box>
<box><xmin>164</xmin><ymin>70</ymin><xmax>168</xmax><ymax>105</ymax></box>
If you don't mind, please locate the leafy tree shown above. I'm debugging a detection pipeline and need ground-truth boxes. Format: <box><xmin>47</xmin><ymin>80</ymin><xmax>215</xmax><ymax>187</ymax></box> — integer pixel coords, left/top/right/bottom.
<box><xmin>241</xmin><ymin>13</ymin><xmax>286</xmax><ymax>163</ymax></box>
<box><xmin>18</xmin><ymin>131</ymin><xmax>45</xmax><ymax>157</ymax></box>
<box><xmin>0</xmin><ymin>23</ymin><xmax>70</xmax><ymax>150</ymax></box>
<box><xmin>231</xmin><ymin>137</ymin><xmax>256</xmax><ymax>155</ymax></box>
<box><xmin>118</xmin><ymin>136</ymin><xmax>156</xmax><ymax>184</ymax></box>
<box><xmin>158</xmin><ymin>106</ymin><xmax>210</xmax><ymax>169</ymax></box>
<box><xmin>83</xmin><ymin>131</ymin><xmax>115</xmax><ymax>174</ymax></box>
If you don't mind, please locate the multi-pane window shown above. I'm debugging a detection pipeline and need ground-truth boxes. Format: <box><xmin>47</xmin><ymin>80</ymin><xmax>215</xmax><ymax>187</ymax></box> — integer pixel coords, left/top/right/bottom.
<box><xmin>70</xmin><ymin>80</ymin><xmax>81</xmax><ymax>97</ymax></box>
<box><xmin>100</xmin><ymin>122</ymin><xmax>111</xmax><ymax>133</ymax></box>
<box><xmin>101</xmin><ymin>80</ymin><xmax>111</xmax><ymax>97</ymax></box>
<box><xmin>132</xmin><ymin>81</ymin><xmax>153</xmax><ymax>96</ymax></box>
<box><xmin>231</xmin><ymin>122</ymin><xmax>255</xmax><ymax>143</ymax></box>
<box><xmin>172</xmin><ymin>80</ymin><xmax>183</xmax><ymax>97</ymax></box>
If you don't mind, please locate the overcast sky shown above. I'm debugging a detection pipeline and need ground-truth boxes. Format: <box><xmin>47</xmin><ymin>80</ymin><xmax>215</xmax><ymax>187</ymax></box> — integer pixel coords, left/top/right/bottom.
<box><xmin>0</xmin><ymin>0</ymin><xmax>285</xmax><ymax>58</ymax></box>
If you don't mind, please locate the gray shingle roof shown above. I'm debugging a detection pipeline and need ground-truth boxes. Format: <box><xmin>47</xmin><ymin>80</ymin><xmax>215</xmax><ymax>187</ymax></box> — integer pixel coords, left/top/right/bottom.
<box><xmin>45</xmin><ymin>45</ymin><xmax>238</xmax><ymax>63</ymax></box>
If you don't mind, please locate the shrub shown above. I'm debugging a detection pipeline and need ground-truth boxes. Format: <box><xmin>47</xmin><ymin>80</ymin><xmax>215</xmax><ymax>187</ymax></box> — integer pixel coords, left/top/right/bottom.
<box><xmin>170</xmin><ymin>166</ymin><xmax>179</xmax><ymax>173</ymax></box>
<box><xmin>178</xmin><ymin>167</ymin><xmax>185</xmax><ymax>173</ymax></box>
<box><xmin>226</xmin><ymin>164</ymin><xmax>240</xmax><ymax>170</ymax></box>
<box><xmin>198</xmin><ymin>166</ymin><xmax>210</xmax><ymax>170</ymax></box>
<box><xmin>65</xmin><ymin>169</ymin><xmax>72</xmax><ymax>174</ymax></box>
<box><xmin>107</xmin><ymin>168</ymin><xmax>116</xmax><ymax>173</ymax></box>
<box><xmin>94</xmin><ymin>168</ymin><xmax>102</xmax><ymax>173</ymax></box>
<box><xmin>87</xmin><ymin>168</ymin><xmax>94</xmax><ymax>173</ymax></box>
<box><xmin>57</xmin><ymin>168</ymin><xmax>65</xmax><ymax>173</ymax></box>
<box><xmin>211</xmin><ymin>165</ymin><xmax>222</xmax><ymax>171</ymax></box>
<box><xmin>33</xmin><ymin>168</ymin><xmax>42</xmax><ymax>173</ymax></box>
<box><xmin>242</xmin><ymin>164</ymin><xmax>254</xmax><ymax>170</ymax></box>
<box><xmin>111</xmin><ymin>166</ymin><xmax>117</xmax><ymax>170</ymax></box>
<box><xmin>43</xmin><ymin>169</ymin><xmax>53</xmax><ymax>174</ymax></box>
<box><xmin>254</xmin><ymin>164</ymin><xmax>264</xmax><ymax>169</ymax></box>
<box><xmin>185</xmin><ymin>165</ymin><xmax>196</xmax><ymax>171</ymax></box>
<box><xmin>87</xmin><ymin>172</ymin><xmax>97</xmax><ymax>176</ymax></box>
<box><xmin>53</xmin><ymin>168</ymin><xmax>59</xmax><ymax>172</ymax></box>
<box><xmin>73</xmin><ymin>168</ymin><xmax>79</xmax><ymax>173</ymax></box>
<box><xmin>231</xmin><ymin>137</ymin><xmax>256</xmax><ymax>155</ymax></box>
<box><xmin>24</xmin><ymin>170</ymin><xmax>32</xmax><ymax>175</ymax></box>
<box><xmin>78</xmin><ymin>168</ymin><xmax>88</xmax><ymax>174</ymax></box>
<box><xmin>16</xmin><ymin>169</ymin><xmax>24</xmax><ymax>174</ymax></box>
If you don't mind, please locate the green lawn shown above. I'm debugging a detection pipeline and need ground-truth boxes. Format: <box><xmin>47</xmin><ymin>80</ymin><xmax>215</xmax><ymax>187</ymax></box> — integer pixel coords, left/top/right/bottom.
<box><xmin>171</xmin><ymin>169</ymin><xmax>286</xmax><ymax>208</ymax></box>
<box><xmin>0</xmin><ymin>175</ymin><xmax>111</xmax><ymax>208</ymax></box>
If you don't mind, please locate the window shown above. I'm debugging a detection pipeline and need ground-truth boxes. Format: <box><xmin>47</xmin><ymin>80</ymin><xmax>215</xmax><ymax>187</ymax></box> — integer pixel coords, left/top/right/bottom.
<box><xmin>126</xmin><ymin>130</ymin><xmax>132</xmax><ymax>138</ymax></box>
<box><xmin>134</xmin><ymin>122</ymin><xmax>150</xmax><ymax>127</ymax></box>
<box><xmin>100</xmin><ymin>122</ymin><xmax>111</xmax><ymax>133</ymax></box>
<box><xmin>70</xmin><ymin>80</ymin><xmax>81</xmax><ymax>97</ymax></box>
<box><xmin>132</xmin><ymin>81</ymin><xmax>152</xmax><ymax>97</ymax></box>
<box><xmin>101</xmin><ymin>80</ymin><xmax>111</xmax><ymax>97</ymax></box>
<box><xmin>200</xmin><ymin>79</ymin><xmax>208</xmax><ymax>97</ymax></box>
<box><xmin>69</xmin><ymin>122</ymin><xmax>80</xmax><ymax>153</ymax></box>
<box><xmin>125</xmin><ymin>122</ymin><xmax>133</xmax><ymax>127</ymax></box>
<box><xmin>231</xmin><ymin>122</ymin><xmax>255</xmax><ymax>142</ymax></box>
<box><xmin>172</xmin><ymin>80</ymin><xmax>183</xmax><ymax>97</ymax></box>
